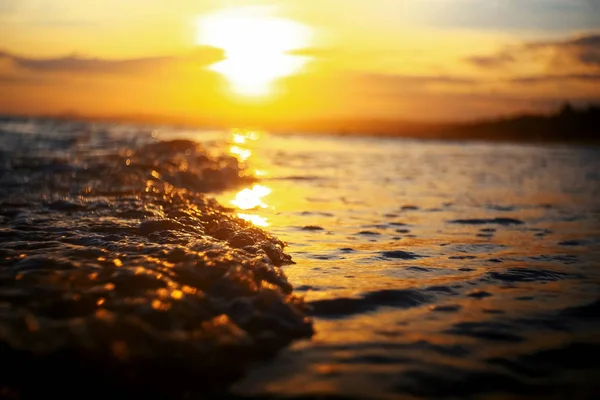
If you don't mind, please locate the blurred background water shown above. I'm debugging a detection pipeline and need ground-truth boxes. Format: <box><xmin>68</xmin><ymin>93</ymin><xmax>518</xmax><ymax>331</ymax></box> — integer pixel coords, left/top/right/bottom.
<box><xmin>212</xmin><ymin>129</ymin><xmax>600</xmax><ymax>399</ymax></box>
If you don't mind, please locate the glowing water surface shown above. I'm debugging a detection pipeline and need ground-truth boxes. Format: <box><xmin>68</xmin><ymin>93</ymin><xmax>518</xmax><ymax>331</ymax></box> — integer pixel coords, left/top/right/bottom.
<box><xmin>203</xmin><ymin>129</ymin><xmax>600</xmax><ymax>399</ymax></box>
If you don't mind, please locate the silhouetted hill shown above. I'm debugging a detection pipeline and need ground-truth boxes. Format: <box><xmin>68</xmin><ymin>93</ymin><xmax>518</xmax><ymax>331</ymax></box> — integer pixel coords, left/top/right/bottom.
<box><xmin>266</xmin><ymin>104</ymin><xmax>600</xmax><ymax>144</ymax></box>
<box><xmin>438</xmin><ymin>103</ymin><xmax>600</xmax><ymax>144</ymax></box>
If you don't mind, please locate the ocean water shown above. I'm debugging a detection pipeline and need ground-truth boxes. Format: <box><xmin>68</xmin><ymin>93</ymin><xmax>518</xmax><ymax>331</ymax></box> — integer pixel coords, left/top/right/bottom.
<box><xmin>1</xmin><ymin>119</ymin><xmax>600</xmax><ymax>399</ymax></box>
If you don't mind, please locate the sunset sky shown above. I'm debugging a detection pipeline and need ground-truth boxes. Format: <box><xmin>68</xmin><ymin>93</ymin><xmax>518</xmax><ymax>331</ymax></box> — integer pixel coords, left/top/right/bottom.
<box><xmin>1</xmin><ymin>0</ymin><xmax>599</xmax><ymax>126</ymax></box>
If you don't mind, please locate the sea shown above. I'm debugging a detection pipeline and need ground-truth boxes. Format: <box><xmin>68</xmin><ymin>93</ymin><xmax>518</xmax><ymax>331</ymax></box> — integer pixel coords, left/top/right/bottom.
<box><xmin>1</xmin><ymin>118</ymin><xmax>599</xmax><ymax>399</ymax></box>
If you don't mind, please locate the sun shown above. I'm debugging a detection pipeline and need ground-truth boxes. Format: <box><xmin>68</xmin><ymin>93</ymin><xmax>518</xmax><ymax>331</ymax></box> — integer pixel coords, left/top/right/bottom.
<box><xmin>196</xmin><ymin>7</ymin><xmax>312</xmax><ymax>96</ymax></box>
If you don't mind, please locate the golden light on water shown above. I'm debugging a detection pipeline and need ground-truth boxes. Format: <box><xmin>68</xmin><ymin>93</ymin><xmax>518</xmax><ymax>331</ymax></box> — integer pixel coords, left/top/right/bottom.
<box><xmin>225</xmin><ymin>128</ymin><xmax>272</xmax><ymax>227</ymax></box>
<box><xmin>232</xmin><ymin>133</ymin><xmax>247</xmax><ymax>144</ymax></box>
<box><xmin>231</xmin><ymin>184</ymin><xmax>272</xmax><ymax>210</ymax></box>
<box><xmin>228</xmin><ymin>128</ymin><xmax>262</xmax><ymax>162</ymax></box>
<box><xmin>237</xmin><ymin>213</ymin><xmax>269</xmax><ymax>227</ymax></box>
<box><xmin>230</xmin><ymin>145</ymin><xmax>252</xmax><ymax>161</ymax></box>
<box><xmin>232</xmin><ymin>129</ymin><xmax>260</xmax><ymax>144</ymax></box>
<box><xmin>196</xmin><ymin>7</ymin><xmax>312</xmax><ymax>96</ymax></box>
<box><xmin>232</xmin><ymin>184</ymin><xmax>272</xmax><ymax>226</ymax></box>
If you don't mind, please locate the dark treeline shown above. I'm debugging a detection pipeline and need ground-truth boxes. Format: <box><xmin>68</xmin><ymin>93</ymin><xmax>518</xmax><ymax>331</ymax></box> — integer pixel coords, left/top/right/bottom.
<box><xmin>439</xmin><ymin>103</ymin><xmax>600</xmax><ymax>144</ymax></box>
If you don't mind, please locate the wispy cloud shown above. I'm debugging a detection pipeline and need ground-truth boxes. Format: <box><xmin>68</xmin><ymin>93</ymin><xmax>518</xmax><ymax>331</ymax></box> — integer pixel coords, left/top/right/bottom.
<box><xmin>528</xmin><ymin>33</ymin><xmax>600</xmax><ymax>67</ymax></box>
<box><xmin>0</xmin><ymin>74</ymin><xmax>42</xmax><ymax>84</ymax></box>
<box><xmin>360</xmin><ymin>73</ymin><xmax>479</xmax><ymax>87</ymax></box>
<box><xmin>0</xmin><ymin>47</ymin><xmax>225</xmax><ymax>74</ymax></box>
<box><xmin>507</xmin><ymin>73</ymin><xmax>600</xmax><ymax>84</ymax></box>
<box><xmin>464</xmin><ymin>53</ymin><xmax>516</xmax><ymax>69</ymax></box>
<box><xmin>466</xmin><ymin>33</ymin><xmax>600</xmax><ymax>70</ymax></box>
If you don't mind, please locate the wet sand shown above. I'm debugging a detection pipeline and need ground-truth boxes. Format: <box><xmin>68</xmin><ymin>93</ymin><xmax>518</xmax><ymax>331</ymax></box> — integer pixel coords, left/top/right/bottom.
<box><xmin>0</xmin><ymin>126</ymin><xmax>312</xmax><ymax>397</ymax></box>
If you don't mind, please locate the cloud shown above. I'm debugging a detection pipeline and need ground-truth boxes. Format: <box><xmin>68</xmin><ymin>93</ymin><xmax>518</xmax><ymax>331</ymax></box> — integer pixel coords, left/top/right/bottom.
<box><xmin>466</xmin><ymin>32</ymin><xmax>600</xmax><ymax>70</ymax></box>
<box><xmin>348</xmin><ymin>70</ymin><xmax>600</xmax><ymax>97</ymax></box>
<box><xmin>464</xmin><ymin>53</ymin><xmax>516</xmax><ymax>69</ymax></box>
<box><xmin>0</xmin><ymin>74</ymin><xmax>41</xmax><ymax>84</ymax></box>
<box><xmin>0</xmin><ymin>47</ymin><xmax>225</xmax><ymax>75</ymax></box>
<box><xmin>508</xmin><ymin>73</ymin><xmax>600</xmax><ymax>84</ymax></box>
<box><xmin>362</xmin><ymin>73</ymin><xmax>478</xmax><ymax>87</ymax></box>
<box><xmin>347</xmin><ymin>68</ymin><xmax>600</xmax><ymax>110</ymax></box>
<box><xmin>286</xmin><ymin>47</ymin><xmax>337</xmax><ymax>58</ymax></box>
<box><xmin>530</xmin><ymin>33</ymin><xmax>600</xmax><ymax>66</ymax></box>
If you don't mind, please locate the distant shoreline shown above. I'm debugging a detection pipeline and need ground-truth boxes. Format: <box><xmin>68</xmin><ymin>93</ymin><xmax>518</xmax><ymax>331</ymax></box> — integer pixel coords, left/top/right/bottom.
<box><xmin>1</xmin><ymin>103</ymin><xmax>599</xmax><ymax>146</ymax></box>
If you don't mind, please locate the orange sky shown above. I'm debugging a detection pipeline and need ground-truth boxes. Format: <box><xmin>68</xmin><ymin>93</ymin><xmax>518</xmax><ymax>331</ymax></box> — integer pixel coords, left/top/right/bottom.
<box><xmin>1</xmin><ymin>0</ymin><xmax>599</xmax><ymax>126</ymax></box>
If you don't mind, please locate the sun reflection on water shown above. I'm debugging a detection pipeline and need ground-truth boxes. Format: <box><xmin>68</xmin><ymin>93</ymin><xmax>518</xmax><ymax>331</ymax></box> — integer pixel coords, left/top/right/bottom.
<box><xmin>229</xmin><ymin>145</ymin><xmax>252</xmax><ymax>161</ymax></box>
<box><xmin>232</xmin><ymin>129</ymin><xmax>260</xmax><ymax>144</ymax></box>
<box><xmin>231</xmin><ymin>184</ymin><xmax>272</xmax><ymax>210</ymax></box>
<box><xmin>226</xmin><ymin>129</ymin><xmax>272</xmax><ymax>227</ymax></box>
<box><xmin>232</xmin><ymin>134</ymin><xmax>247</xmax><ymax>144</ymax></box>
<box><xmin>237</xmin><ymin>213</ymin><xmax>269</xmax><ymax>227</ymax></box>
